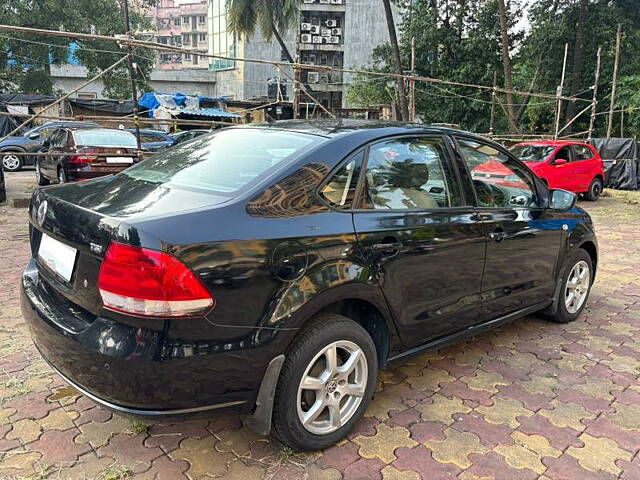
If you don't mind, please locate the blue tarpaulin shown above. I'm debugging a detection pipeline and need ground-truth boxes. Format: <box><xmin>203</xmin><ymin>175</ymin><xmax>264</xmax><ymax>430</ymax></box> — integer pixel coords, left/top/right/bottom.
<box><xmin>138</xmin><ymin>92</ymin><xmax>237</xmax><ymax>118</ymax></box>
<box><xmin>179</xmin><ymin>108</ymin><xmax>241</xmax><ymax>118</ymax></box>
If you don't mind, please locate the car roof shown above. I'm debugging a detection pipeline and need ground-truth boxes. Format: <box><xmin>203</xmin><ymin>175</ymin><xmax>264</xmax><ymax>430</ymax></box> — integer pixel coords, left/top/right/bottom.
<box><xmin>127</xmin><ymin>128</ymin><xmax>168</xmax><ymax>134</ymax></box>
<box><xmin>513</xmin><ymin>140</ymin><xmax>590</xmax><ymax>147</ymax></box>
<box><xmin>39</xmin><ymin>121</ymin><xmax>98</xmax><ymax>128</ymax></box>
<box><xmin>71</xmin><ymin>128</ymin><xmax>135</xmax><ymax>135</ymax></box>
<box><xmin>234</xmin><ymin>119</ymin><xmax>492</xmax><ymax>143</ymax></box>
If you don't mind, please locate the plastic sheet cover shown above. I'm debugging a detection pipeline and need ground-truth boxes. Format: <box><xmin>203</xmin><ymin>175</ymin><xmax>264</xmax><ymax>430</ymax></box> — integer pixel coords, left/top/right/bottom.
<box><xmin>590</xmin><ymin>138</ymin><xmax>639</xmax><ymax>191</ymax></box>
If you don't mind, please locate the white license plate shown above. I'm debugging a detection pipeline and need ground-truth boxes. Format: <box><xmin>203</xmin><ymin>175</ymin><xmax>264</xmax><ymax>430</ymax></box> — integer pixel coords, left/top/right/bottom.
<box><xmin>38</xmin><ymin>234</ymin><xmax>77</xmax><ymax>282</ymax></box>
<box><xmin>106</xmin><ymin>156</ymin><xmax>133</xmax><ymax>164</ymax></box>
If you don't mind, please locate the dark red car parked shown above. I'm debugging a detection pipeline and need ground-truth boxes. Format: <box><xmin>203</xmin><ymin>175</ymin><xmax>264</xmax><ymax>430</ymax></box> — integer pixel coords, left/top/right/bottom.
<box><xmin>510</xmin><ymin>141</ymin><xmax>605</xmax><ymax>200</ymax></box>
<box><xmin>36</xmin><ymin>128</ymin><xmax>141</xmax><ymax>185</ymax></box>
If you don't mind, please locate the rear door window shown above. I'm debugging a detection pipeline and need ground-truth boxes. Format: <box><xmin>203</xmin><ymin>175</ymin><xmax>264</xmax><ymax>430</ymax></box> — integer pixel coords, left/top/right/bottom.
<box><xmin>320</xmin><ymin>151</ymin><xmax>363</xmax><ymax>209</ymax></box>
<box><xmin>360</xmin><ymin>136</ymin><xmax>461</xmax><ymax>210</ymax></box>
<box><xmin>573</xmin><ymin>145</ymin><xmax>594</xmax><ymax>161</ymax></box>
<box><xmin>122</xmin><ymin>128</ymin><xmax>322</xmax><ymax>194</ymax></box>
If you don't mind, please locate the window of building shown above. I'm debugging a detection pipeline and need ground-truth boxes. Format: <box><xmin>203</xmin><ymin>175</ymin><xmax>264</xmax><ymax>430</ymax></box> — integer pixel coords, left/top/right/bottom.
<box><xmin>209</xmin><ymin>0</ymin><xmax>235</xmax><ymax>70</ymax></box>
<box><xmin>361</xmin><ymin>137</ymin><xmax>458</xmax><ymax>210</ymax></box>
<box><xmin>456</xmin><ymin>137</ymin><xmax>537</xmax><ymax>208</ymax></box>
<box><xmin>199</xmin><ymin>15</ymin><xmax>206</xmax><ymax>23</ymax></box>
<box><xmin>174</xmin><ymin>17</ymin><xmax>181</xmax><ymax>26</ymax></box>
<box><xmin>199</xmin><ymin>33</ymin><xmax>206</xmax><ymax>42</ymax></box>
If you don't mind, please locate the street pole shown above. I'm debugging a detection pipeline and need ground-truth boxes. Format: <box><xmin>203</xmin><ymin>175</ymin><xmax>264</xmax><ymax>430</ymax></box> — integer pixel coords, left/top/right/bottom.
<box><xmin>607</xmin><ymin>24</ymin><xmax>622</xmax><ymax>139</ymax></box>
<box><xmin>123</xmin><ymin>0</ymin><xmax>142</xmax><ymax>151</ymax></box>
<box><xmin>587</xmin><ymin>46</ymin><xmax>602</xmax><ymax>141</ymax></box>
<box><xmin>293</xmin><ymin>64</ymin><xmax>301</xmax><ymax>119</ymax></box>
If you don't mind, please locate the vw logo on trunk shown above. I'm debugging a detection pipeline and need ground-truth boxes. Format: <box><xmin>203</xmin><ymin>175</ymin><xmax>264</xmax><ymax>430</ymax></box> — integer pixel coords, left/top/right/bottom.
<box><xmin>36</xmin><ymin>200</ymin><xmax>48</xmax><ymax>226</ymax></box>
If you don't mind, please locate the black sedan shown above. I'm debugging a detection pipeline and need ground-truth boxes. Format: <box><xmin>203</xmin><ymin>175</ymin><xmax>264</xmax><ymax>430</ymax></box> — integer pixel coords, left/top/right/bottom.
<box><xmin>1</xmin><ymin>121</ymin><xmax>98</xmax><ymax>172</ymax></box>
<box><xmin>21</xmin><ymin>121</ymin><xmax>597</xmax><ymax>450</ymax></box>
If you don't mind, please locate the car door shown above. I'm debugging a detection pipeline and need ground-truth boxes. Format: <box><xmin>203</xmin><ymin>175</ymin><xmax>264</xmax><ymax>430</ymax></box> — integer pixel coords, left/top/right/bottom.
<box><xmin>42</xmin><ymin>129</ymin><xmax>66</xmax><ymax>179</ymax></box>
<box><xmin>454</xmin><ymin>136</ymin><xmax>563</xmax><ymax>320</ymax></box>
<box><xmin>549</xmin><ymin>145</ymin><xmax>581</xmax><ymax>191</ymax></box>
<box><xmin>572</xmin><ymin>144</ymin><xmax>596</xmax><ymax>191</ymax></box>
<box><xmin>352</xmin><ymin>135</ymin><xmax>486</xmax><ymax>347</ymax></box>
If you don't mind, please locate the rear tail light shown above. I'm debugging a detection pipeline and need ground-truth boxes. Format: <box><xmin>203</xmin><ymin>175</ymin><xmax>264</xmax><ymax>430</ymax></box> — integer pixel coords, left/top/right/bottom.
<box><xmin>97</xmin><ymin>242</ymin><xmax>214</xmax><ymax>317</ymax></box>
<box><xmin>69</xmin><ymin>150</ymin><xmax>98</xmax><ymax>164</ymax></box>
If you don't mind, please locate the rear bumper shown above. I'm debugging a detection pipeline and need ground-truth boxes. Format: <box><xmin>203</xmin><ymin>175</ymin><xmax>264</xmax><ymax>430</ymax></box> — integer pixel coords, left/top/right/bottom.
<box><xmin>65</xmin><ymin>164</ymin><xmax>132</xmax><ymax>181</ymax></box>
<box><xmin>21</xmin><ymin>258</ymin><xmax>283</xmax><ymax>416</ymax></box>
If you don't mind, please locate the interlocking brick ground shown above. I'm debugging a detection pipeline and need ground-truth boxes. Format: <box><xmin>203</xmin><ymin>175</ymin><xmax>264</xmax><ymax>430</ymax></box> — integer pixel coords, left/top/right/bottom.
<box><xmin>1</xmin><ymin>171</ymin><xmax>639</xmax><ymax>479</ymax></box>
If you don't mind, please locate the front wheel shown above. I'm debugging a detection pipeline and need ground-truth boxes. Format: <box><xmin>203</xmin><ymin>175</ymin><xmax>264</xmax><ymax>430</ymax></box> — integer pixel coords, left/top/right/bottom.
<box><xmin>584</xmin><ymin>177</ymin><xmax>603</xmax><ymax>201</ymax></box>
<box><xmin>1</xmin><ymin>152</ymin><xmax>22</xmax><ymax>172</ymax></box>
<box><xmin>57</xmin><ymin>166</ymin><xmax>67</xmax><ymax>184</ymax></box>
<box><xmin>35</xmin><ymin>161</ymin><xmax>49</xmax><ymax>186</ymax></box>
<box><xmin>545</xmin><ymin>249</ymin><xmax>593</xmax><ymax>323</ymax></box>
<box><xmin>272</xmin><ymin>314</ymin><xmax>377</xmax><ymax>450</ymax></box>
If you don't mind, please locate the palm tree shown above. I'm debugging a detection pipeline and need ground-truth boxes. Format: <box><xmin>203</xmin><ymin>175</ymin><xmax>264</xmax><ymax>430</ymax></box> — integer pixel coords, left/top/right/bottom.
<box><xmin>382</xmin><ymin>0</ymin><xmax>409</xmax><ymax>121</ymax></box>
<box><xmin>226</xmin><ymin>0</ymin><xmax>298</xmax><ymax>64</ymax></box>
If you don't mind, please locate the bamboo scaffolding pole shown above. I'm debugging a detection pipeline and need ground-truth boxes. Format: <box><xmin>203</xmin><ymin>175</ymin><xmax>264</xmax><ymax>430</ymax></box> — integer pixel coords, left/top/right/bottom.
<box><xmin>0</xmin><ymin>54</ymin><xmax>130</xmax><ymax>144</ymax></box>
<box><xmin>0</xmin><ymin>24</ymin><xmax>592</xmax><ymax>105</ymax></box>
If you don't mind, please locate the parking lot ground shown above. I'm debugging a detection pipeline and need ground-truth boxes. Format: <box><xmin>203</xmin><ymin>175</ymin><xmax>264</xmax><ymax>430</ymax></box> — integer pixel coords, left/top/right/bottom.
<box><xmin>1</xmin><ymin>171</ymin><xmax>640</xmax><ymax>479</ymax></box>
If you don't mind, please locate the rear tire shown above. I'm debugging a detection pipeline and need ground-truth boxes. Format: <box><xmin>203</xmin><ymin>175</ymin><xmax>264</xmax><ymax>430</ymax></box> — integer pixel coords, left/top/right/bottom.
<box><xmin>1</xmin><ymin>152</ymin><xmax>23</xmax><ymax>172</ymax></box>
<box><xmin>36</xmin><ymin>161</ymin><xmax>49</xmax><ymax>186</ymax></box>
<box><xmin>272</xmin><ymin>314</ymin><xmax>377</xmax><ymax>450</ymax></box>
<box><xmin>584</xmin><ymin>177</ymin><xmax>602</xmax><ymax>201</ymax></box>
<box><xmin>545</xmin><ymin>249</ymin><xmax>593</xmax><ymax>323</ymax></box>
<box><xmin>57</xmin><ymin>166</ymin><xmax>67</xmax><ymax>184</ymax></box>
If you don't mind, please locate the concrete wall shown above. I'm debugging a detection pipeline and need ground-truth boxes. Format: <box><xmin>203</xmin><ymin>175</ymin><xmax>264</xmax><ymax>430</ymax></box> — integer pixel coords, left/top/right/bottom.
<box><xmin>50</xmin><ymin>65</ymin><xmax>217</xmax><ymax>99</ymax></box>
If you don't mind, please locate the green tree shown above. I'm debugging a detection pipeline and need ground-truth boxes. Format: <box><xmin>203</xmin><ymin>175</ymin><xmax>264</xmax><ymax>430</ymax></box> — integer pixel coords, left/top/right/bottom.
<box><xmin>0</xmin><ymin>0</ymin><xmax>156</xmax><ymax>98</ymax></box>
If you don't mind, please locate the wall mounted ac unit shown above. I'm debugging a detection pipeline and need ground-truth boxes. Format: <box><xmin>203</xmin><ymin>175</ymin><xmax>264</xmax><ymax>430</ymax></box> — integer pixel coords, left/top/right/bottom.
<box><xmin>301</xmin><ymin>23</ymin><xmax>312</xmax><ymax>31</ymax></box>
<box><xmin>319</xmin><ymin>0</ymin><xmax>330</xmax><ymax>3</ymax></box>
<box><xmin>312</xmin><ymin>35</ymin><xmax>323</xmax><ymax>43</ymax></box>
<box><xmin>319</xmin><ymin>74</ymin><xmax>329</xmax><ymax>84</ymax></box>
<box><xmin>308</xmin><ymin>72</ymin><xmax>320</xmax><ymax>83</ymax></box>
<box><xmin>320</xmin><ymin>27</ymin><xmax>331</xmax><ymax>36</ymax></box>
<box><xmin>302</xmin><ymin>0</ymin><xmax>315</xmax><ymax>3</ymax></box>
<box><xmin>325</xmin><ymin>19</ymin><xmax>337</xmax><ymax>27</ymax></box>
<box><xmin>301</xmin><ymin>34</ymin><xmax>313</xmax><ymax>43</ymax></box>
<box><xmin>328</xmin><ymin>36</ymin><xmax>340</xmax><ymax>44</ymax></box>
<box><xmin>310</xmin><ymin>25</ymin><xmax>320</xmax><ymax>34</ymax></box>
<box><xmin>330</xmin><ymin>0</ymin><xmax>343</xmax><ymax>4</ymax></box>
<box><xmin>331</xmin><ymin>28</ymin><xmax>341</xmax><ymax>35</ymax></box>
<box><xmin>331</xmin><ymin>73</ymin><xmax>342</xmax><ymax>83</ymax></box>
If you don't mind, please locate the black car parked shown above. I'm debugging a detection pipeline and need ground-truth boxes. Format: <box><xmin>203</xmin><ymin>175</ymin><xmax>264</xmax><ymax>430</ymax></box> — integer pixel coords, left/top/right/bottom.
<box><xmin>1</xmin><ymin>121</ymin><xmax>98</xmax><ymax>172</ymax></box>
<box><xmin>21</xmin><ymin>121</ymin><xmax>597</xmax><ymax>450</ymax></box>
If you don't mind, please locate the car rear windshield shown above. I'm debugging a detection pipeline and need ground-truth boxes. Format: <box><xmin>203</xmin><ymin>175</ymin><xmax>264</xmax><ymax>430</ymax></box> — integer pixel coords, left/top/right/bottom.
<box><xmin>121</xmin><ymin>128</ymin><xmax>321</xmax><ymax>194</ymax></box>
<box><xmin>74</xmin><ymin>130</ymin><xmax>137</xmax><ymax>148</ymax></box>
<box><xmin>510</xmin><ymin>145</ymin><xmax>555</xmax><ymax>162</ymax></box>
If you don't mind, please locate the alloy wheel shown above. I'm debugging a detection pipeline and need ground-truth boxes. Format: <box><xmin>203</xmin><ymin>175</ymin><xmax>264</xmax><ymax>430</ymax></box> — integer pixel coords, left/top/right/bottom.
<box><xmin>565</xmin><ymin>260</ymin><xmax>590</xmax><ymax>314</ymax></box>
<box><xmin>58</xmin><ymin>168</ymin><xmax>66</xmax><ymax>183</ymax></box>
<box><xmin>296</xmin><ymin>340</ymin><xmax>367</xmax><ymax>435</ymax></box>
<box><xmin>592</xmin><ymin>180</ymin><xmax>602</xmax><ymax>198</ymax></box>
<box><xmin>2</xmin><ymin>154</ymin><xmax>20</xmax><ymax>171</ymax></box>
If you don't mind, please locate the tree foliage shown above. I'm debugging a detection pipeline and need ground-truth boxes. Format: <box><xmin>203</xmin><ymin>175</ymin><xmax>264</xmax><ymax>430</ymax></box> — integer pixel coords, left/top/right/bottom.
<box><xmin>0</xmin><ymin>0</ymin><xmax>157</xmax><ymax>99</ymax></box>
<box><xmin>348</xmin><ymin>0</ymin><xmax>640</xmax><ymax>137</ymax></box>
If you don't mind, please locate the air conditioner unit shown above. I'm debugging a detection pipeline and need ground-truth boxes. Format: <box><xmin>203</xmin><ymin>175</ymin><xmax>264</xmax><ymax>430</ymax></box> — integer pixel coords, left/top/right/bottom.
<box><xmin>301</xmin><ymin>34</ymin><xmax>313</xmax><ymax>43</ymax></box>
<box><xmin>331</xmin><ymin>73</ymin><xmax>342</xmax><ymax>83</ymax></box>
<box><xmin>331</xmin><ymin>28</ymin><xmax>341</xmax><ymax>35</ymax></box>
<box><xmin>301</xmin><ymin>23</ymin><xmax>312</xmax><ymax>31</ymax></box>
<box><xmin>330</xmin><ymin>0</ymin><xmax>343</xmax><ymax>4</ymax></box>
<box><xmin>310</xmin><ymin>25</ymin><xmax>320</xmax><ymax>34</ymax></box>
<box><xmin>302</xmin><ymin>0</ymin><xmax>315</xmax><ymax>3</ymax></box>
<box><xmin>319</xmin><ymin>0</ymin><xmax>330</xmax><ymax>3</ymax></box>
<box><xmin>325</xmin><ymin>19</ymin><xmax>337</xmax><ymax>27</ymax></box>
<box><xmin>320</xmin><ymin>27</ymin><xmax>331</xmax><ymax>36</ymax></box>
<box><xmin>308</xmin><ymin>72</ymin><xmax>320</xmax><ymax>83</ymax></box>
<box><xmin>312</xmin><ymin>35</ymin><xmax>323</xmax><ymax>43</ymax></box>
<box><xmin>329</xmin><ymin>36</ymin><xmax>340</xmax><ymax>44</ymax></box>
<box><xmin>319</xmin><ymin>73</ymin><xmax>329</xmax><ymax>84</ymax></box>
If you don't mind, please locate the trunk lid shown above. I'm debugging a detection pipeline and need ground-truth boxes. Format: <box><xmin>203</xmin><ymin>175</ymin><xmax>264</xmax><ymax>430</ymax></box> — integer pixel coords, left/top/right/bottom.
<box><xmin>30</xmin><ymin>174</ymin><xmax>230</xmax><ymax>316</ymax></box>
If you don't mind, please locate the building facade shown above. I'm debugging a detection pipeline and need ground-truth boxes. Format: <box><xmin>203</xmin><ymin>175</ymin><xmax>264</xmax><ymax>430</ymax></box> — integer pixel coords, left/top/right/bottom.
<box><xmin>150</xmin><ymin>0</ymin><xmax>209</xmax><ymax>70</ymax></box>
<box><xmin>207</xmin><ymin>0</ymin><xmax>399</xmax><ymax>107</ymax></box>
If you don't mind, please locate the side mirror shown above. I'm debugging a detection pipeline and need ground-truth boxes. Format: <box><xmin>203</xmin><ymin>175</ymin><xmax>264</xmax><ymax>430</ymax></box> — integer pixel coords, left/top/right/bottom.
<box><xmin>28</xmin><ymin>132</ymin><xmax>40</xmax><ymax>140</ymax></box>
<box><xmin>553</xmin><ymin>158</ymin><xmax>568</xmax><ymax>166</ymax></box>
<box><xmin>549</xmin><ymin>189</ymin><xmax>577</xmax><ymax>210</ymax></box>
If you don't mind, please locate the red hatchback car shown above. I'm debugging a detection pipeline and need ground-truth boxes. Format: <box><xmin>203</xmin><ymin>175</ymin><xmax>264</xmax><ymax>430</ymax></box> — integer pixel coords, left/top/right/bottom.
<box><xmin>510</xmin><ymin>141</ymin><xmax>605</xmax><ymax>201</ymax></box>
